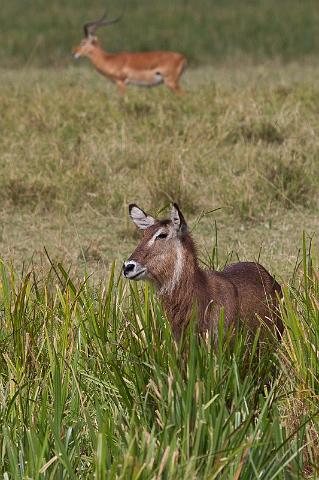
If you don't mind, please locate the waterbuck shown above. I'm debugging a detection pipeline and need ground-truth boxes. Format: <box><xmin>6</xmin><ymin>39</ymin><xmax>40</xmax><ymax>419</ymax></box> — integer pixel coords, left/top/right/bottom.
<box><xmin>123</xmin><ymin>203</ymin><xmax>283</xmax><ymax>340</ymax></box>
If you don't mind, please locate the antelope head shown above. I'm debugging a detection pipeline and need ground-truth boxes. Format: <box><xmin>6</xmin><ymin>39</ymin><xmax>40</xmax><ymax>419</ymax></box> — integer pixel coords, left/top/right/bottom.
<box><xmin>123</xmin><ymin>204</ymin><xmax>191</xmax><ymax>293</ymax></box>
<box><xmin>73</xmin><ymin>8</ymin><xmax>123</xmax><ymax>59</ymax></box>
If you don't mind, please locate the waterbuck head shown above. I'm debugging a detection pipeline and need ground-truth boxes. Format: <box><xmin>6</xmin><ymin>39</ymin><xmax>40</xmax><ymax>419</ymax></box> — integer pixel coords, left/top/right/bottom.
<box><xmin>73</xmin><ymin>8</ymin><xmax>123</xmax><ymax>59</ymax></box>
<box><xmin>123</xmin><ymin>204</ymin><xmax>193</xmax><ymax>293</ymax></box>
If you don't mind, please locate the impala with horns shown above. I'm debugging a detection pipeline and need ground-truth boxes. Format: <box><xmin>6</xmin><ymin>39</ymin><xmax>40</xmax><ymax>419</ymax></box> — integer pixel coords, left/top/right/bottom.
<box><xmin>123</xmin><ymin>203</ymin><xmax>283</xmax><ymax>341</ymax></box>
<box><xmin>73</xmin><ymin>9</ymin><xmax>187</xmax><ymax>95</ymax></box>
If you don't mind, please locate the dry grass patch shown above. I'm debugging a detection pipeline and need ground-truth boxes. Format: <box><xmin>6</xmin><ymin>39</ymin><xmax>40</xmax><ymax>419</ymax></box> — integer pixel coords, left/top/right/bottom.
<box><xmin>0</xmin><ymin>64</ymin><xmax>318</xmax><ymax>275</ymax></box>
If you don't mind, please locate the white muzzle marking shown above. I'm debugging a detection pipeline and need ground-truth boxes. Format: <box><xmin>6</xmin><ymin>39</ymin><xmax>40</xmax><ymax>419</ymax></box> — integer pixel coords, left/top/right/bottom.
<box><xmin>123</xmin><ymin>260</ymin><xmax>146</xmax><ymax>280</ymax></box>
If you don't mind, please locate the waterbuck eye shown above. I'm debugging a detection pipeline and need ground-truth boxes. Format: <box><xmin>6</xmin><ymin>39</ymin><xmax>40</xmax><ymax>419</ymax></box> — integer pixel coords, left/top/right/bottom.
<box><xmin>156</xmin><ymin>233</ymin><xmax>168</xmax><ymax>240</ymax></box>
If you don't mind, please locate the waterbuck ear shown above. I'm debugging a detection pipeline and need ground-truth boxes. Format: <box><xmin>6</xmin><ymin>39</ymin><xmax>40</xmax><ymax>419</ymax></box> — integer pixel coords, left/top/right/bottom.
<box><xmin>129</xmin><ymin>204</ymin><xmax>156</xmax><ymax>230</ymax></box>
<box><xmin>170</xmin><ymin>203</ymin><xmax>188</xmax><ymax>236</ymax></box>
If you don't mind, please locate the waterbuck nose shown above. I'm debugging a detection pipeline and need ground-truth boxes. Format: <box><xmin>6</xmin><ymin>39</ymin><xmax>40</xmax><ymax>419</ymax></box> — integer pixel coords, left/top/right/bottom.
<box><xmin>123</xmin><ymin>261</ymin><xmax>136</xmax><ymax>276</ymax></box>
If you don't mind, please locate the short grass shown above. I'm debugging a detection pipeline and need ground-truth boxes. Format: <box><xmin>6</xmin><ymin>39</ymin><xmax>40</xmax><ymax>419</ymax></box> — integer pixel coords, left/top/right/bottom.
<box><xmin>0</xmin><ymin>64</ymin><xmax>319</xmax><ymax>278</ymax></box>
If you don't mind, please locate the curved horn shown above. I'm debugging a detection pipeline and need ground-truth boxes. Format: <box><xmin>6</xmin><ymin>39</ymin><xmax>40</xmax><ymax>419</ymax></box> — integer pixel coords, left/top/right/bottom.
<box><xmin>83</xmin><ymin>5</ymin><xmax>125</xmax><ymax>38</ymax></box>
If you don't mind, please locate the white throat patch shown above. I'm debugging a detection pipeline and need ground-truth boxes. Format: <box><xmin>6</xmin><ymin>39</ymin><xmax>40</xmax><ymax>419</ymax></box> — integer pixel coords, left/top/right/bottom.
<box><xmin>159</xmin><ymin>241</ymin><xmax>184</xmax><ymax>295</ymax></box>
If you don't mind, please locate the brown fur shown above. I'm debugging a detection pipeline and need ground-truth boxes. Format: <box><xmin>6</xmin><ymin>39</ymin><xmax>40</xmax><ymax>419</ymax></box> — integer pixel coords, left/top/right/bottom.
<box><xmin>124</xmin><ymin>204</ymin><xmax>284</xmax><ymax>341</ymax></box>
<box><xmin>73</xmin><ymin>38</ymin><xmax>187</xmax><ymax>95</ymax></box>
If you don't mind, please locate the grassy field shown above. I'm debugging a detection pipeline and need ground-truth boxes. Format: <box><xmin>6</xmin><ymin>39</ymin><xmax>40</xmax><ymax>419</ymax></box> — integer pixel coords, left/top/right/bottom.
<box><xmin>2</xmin><ymin>0</ymin><xmax>319</xmax><ymax>67</ymax></box>
<box><xmin>0</xmin><ymin>240</ymin><xmax>319</xmax><ymax>478</ymax></box>
<box><xmin>1</xmin><ymin>0</ymin><xmax>319</xmax><ymax>476</ymax></box>
<box><xmin>0</xmin><ymin>63</ymin><xmax>319</xmax><ymax>478</ymax></box>
<box><xmin>1</xmin><ymin>64</ymin><xmax>319</xmax><ymax>277</ymax></box>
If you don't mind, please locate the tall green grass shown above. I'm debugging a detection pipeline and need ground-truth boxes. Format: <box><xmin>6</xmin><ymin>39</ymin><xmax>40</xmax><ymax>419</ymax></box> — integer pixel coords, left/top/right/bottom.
<box><xmin>2</xmin><ymin>0</ymin><xmax>319</xmax><ymax>67</ymax></box>
<box><xmin>0</xmin><ymin>240</ymin><xmax>318</xmax><ymax>478</ymax></box>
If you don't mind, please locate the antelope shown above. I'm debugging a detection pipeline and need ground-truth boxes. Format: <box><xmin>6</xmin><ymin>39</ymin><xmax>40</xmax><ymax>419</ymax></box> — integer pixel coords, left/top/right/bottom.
<box><xmin>73</xmin><ymin>9</ymin><xmax>187</xmax><ymax>95</ymax></box>
<box><xmin>123</xmin><ymin>203</ymin><xmax>284</xmax><ymax>341</ymax></box>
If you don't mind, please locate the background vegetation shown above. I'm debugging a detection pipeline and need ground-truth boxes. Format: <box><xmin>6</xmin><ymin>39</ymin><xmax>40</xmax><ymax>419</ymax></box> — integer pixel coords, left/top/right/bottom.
<box><xmin>1</xmin><ymin>0</ymin><xmax>319</xmax><ymax>477</ymax></box>
<box><xmin>1</xmin><ymin>65</ymin><xmax>318</xmax><ymax>277</ymax></box>
<box><xmin>2</xmin><ymin>0</ymin><xmax>319</xmax><ymax>68</ymax></box>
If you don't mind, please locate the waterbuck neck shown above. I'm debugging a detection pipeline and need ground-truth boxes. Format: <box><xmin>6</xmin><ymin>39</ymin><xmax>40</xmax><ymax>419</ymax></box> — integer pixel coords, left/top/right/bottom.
<box><xmin>157</xmin><ymin>237</ymin><xmax>203</xmax><ymax>334</ymax></box>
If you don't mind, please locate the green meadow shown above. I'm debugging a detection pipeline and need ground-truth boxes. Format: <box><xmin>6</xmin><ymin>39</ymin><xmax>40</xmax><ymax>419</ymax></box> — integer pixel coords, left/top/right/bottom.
<box><xmin>1</xmin><ymin>0</ymin><xmax>319</xmax><ymax>478</ymax></box>
<box><xmin>2</xmin><ymin>0</ymin><xmax>319</xmax><ymax>67</ymax></box>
